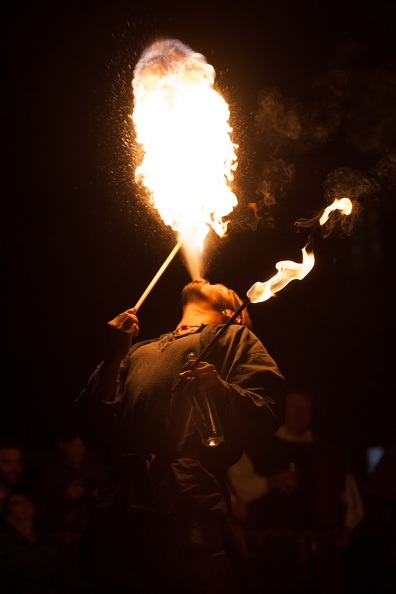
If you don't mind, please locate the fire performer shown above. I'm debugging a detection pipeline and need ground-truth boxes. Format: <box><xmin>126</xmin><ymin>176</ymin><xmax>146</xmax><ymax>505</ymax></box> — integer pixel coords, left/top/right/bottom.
<box><xmin>74</xmin><ymin>278</ymin><xmax>286</xmax><ymax>594</ymax></box>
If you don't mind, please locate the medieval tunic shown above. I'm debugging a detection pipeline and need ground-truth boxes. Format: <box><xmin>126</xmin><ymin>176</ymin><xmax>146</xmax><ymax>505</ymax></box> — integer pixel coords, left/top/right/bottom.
<box><xmin>75</xmin><ymin>323</ymin><xmax>286</xmax><ymax>592</ymax></box>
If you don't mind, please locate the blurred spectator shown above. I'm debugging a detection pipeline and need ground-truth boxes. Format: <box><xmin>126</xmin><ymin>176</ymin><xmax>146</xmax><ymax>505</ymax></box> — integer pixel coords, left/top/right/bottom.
<box><xmin>32</xmin><ymin>430</ymin><xmax>107</xmax><ymax>535</ymax></box>
<box><xmin>227</xmin><ymin>388</ymin><xmax>365</xmax><ymax>594</ymax></box>
<box><xmin>0</xmin><ymin>491</ymin><xmax>61</xmax><ymax>593</ymax></box>
<box><xmin>0</xmin><ymin>441</ymin><xmax>26</xmax><ymax>513</ymax></box>
<box><xmin>31</xmin><ymin>430</ymin><xmax>107</xmax><ymax>594</ymax></box>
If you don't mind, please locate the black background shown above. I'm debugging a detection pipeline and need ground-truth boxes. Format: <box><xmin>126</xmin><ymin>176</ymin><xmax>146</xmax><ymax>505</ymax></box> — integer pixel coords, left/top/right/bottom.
<box><xmin>4</xmin><ymin>0</ymin><xmax>396</xmax><ymax>481</ymax></box>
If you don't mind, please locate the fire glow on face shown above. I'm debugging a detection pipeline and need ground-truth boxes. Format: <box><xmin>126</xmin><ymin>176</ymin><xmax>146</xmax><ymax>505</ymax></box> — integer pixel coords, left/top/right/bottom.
<box><xmin>132</xmin><ymin>39</ymin><xmax>238</xmax><ymax>280</ymax></box>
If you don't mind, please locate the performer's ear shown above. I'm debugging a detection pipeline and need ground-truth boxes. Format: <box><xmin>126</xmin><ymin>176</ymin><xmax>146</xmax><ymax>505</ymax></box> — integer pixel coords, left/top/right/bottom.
<box><xmin>221</xmin><ymin>309</ymin><xmax>241</xmax><ymax>324</ymax></box>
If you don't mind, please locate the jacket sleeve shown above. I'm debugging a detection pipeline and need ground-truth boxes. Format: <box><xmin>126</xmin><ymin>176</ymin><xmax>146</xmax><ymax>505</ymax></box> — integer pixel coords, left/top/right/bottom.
<box><xmin>74</xmin><ymin>340</ymin><xmax>155</xmax><ymax>458</ymax></box>
<box><xmin>74</xmin><ymin>363</ymin><xmax>121</xmax><ymax>460</ymax></box>
<box><xmin>210</xmin><ymin>326</ymin><xmax>287</xmax><ymax>451</ymax></box>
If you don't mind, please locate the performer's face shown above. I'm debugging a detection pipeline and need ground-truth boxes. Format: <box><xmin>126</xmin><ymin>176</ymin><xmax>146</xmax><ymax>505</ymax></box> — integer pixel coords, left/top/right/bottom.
<box><xmin>182</xmin><ymin>279</ymin><xmax>236</xmax><ymax>314</ymax></box>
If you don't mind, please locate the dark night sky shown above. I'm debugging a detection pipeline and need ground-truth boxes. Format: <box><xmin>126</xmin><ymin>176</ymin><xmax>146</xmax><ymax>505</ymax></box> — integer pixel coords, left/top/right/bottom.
<box><xmin>3</xmin><ymin>0</ymin><xmax>396</xmax><ymax>479</ymax></box>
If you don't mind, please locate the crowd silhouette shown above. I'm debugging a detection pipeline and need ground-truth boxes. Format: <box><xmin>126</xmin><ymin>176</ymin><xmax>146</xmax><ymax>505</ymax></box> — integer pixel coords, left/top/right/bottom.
<box><xmin>0</xmin><ymin>417</ymin><xmax>394</xmax><ymax>593</ymax></box>
<box><xmin>0</xmin><ymin>435</ymin><xmax>106</xmax><ymax>593</ymax></box>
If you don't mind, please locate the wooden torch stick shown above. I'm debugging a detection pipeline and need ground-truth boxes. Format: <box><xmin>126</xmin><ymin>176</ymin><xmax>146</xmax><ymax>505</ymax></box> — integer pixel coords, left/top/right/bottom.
<box><xmin>134</xmin><ymin>240</ymin><xmax>183</xmax><ymax>311</ymax></box>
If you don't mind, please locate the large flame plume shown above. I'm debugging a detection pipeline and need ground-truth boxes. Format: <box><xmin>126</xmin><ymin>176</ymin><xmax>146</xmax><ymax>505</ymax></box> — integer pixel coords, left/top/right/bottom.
<box><xmin>132</xmin><ymin>39</ymin><xmax>238</xmax><ymax>279</ymax></box>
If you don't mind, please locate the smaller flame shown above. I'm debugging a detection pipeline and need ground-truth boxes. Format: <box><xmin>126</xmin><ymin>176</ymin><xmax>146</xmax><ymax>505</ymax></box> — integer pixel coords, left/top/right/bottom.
<box><xmin>246</xmin><ymin>246</ymin><xmax>315</xmax><ymax>303</ymax></box>
<box><xmin>319</xmin><ymin>197</ymin><xmax>352</xmax><ymax>226</ymax></box>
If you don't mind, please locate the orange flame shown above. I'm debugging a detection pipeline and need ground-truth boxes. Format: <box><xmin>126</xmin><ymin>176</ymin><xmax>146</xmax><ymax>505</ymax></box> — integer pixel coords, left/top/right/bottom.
<box><xmin>245</xmin><ymin>198</ymin><xmax>355</xmax><ymax>305</ymax></box>
<box><xmin>246</xmin><ymin>246</ymin><xmax>315</xmax><ymax>303</ymax></box>
<box><xmin>319</xmin><ymin>197</ymin><xmax>353</xmax><ymax>226</ymax></box>
<box><xmin>132</xmin><ymin>40</ymin><xmax>238</xmax><ymax>279</ymax></box>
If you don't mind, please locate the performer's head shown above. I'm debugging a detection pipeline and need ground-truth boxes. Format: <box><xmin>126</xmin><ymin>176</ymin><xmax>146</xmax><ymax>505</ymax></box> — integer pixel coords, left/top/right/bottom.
<box><xmin>181</xmin><ymin>279</ymin><xmax>252</xmax><ymax>328</ymax></box>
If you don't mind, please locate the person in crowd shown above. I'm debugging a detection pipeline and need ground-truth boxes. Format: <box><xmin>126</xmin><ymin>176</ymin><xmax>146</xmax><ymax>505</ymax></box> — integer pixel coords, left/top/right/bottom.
<box><xmin>0</xmin><ymin>441</ymin><xmax>26</xmax><ymax>514</ymax></box>
<box><xmin>0</xmin><ymin>491</ymin><xmax>61</xmax><ymax>593</ymax></box>
<box><xmin>31</xmin><ymin>430</ymin><xmax>107</xmax><ymax>594</ymax></box>
<box><xmin>227</xmin><ymin>388</ymin><xmax>365</xmax><ymax>594</ymax></box>
<box><xmin>74</xmin><ymin>278</ymin><xmax>286</xmax><ymax>594</ymax></box>
<box><xmin>32</xmin><ymin>429</ymin><xmax>107</xmax><ymax>535</ymax></box>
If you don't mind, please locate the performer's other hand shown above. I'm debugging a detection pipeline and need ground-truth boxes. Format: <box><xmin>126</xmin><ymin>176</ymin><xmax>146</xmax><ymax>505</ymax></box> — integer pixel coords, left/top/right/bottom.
<box><xmin>108</xmin><ymin>308</ymin><xmax>139</xmax><ymax>336</ymax></box>
<box><xmin>107</xmin><ymin>308</ymin><xmax>139</xmax><ymax>360</ymax></box>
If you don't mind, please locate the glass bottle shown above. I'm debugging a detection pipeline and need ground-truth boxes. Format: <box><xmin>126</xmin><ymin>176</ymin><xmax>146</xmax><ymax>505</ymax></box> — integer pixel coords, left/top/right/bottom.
<box><xmin>186</xmin><ymin>352</ymin><xmax>225</xmax><ymax>447</ymax></box>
